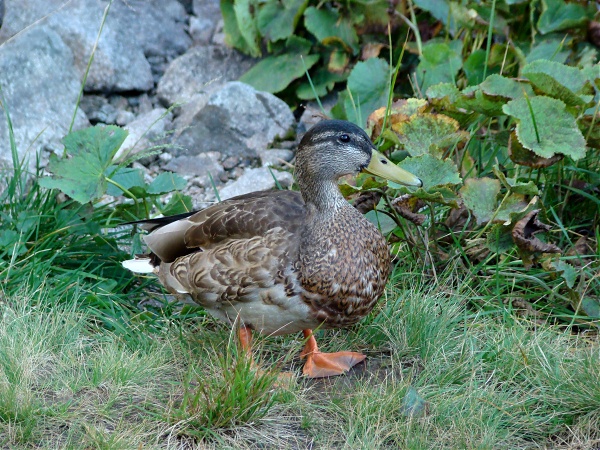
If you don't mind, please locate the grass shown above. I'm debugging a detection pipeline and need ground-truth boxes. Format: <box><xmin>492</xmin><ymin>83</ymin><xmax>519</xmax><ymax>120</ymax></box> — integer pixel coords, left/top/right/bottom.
<box><xmin>0</xmin><ymin>263</ymin><xmax>599</xmax><ymax>449</ymax></box>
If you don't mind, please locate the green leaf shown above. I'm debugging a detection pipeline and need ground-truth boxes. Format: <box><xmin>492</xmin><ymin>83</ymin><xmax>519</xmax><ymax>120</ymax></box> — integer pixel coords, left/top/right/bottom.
<box><xmin>105</xmin><ymin>166</ymin><xmax>146</xmax><ymax>197</ymax></box>
<box><xmin>296</xmin><ymin>68</ymin><xmax>346</xmax><ymax>100</ymax></box>
<box><xmin>257</xmin><ymin>0</ymin><xmax>308</xmax><ymax>42</ymax></box>
<box><xmin>486</xmin><ymin>224</ymin><xmax>515</xmax><ymax>254</ymax></box>
<box><xmin>304</xmin><ymin>6</ymin><xmax>359</xmax><ymax>54</ymax></box>
<box><xmin>496</xmin><ymin>193</ymin><xmax>530</xmax><ymax>223</ymax></box>
<box><xmin>344</xmin><ymin>58</ymin><xmax>390</xmax><ymax>127</ymax></box>
<box><xmin>416</xmin><ymin>41</ymin><xmax>463</xmax><ymax>92</ymax></box>
<box><xmin>526</xmin><ymin>39</ymin><xmax>570</xmax><ymax>63</ymax></box>
<box><xmin>365</xmin><ymin>209</ymin><xmax>397</xmax><ymax>235</ymax></box>
<box><xmin>38</xmin><ymin>126</ymin><xmax>128</xmax><ymax>204</ymax></box>
<box><xmin>233</xmin><ymin>0</ymin><xmax>261</xmax><ymax>57</ymax></box>
<box><xmin>148</xmin><ymin>172</ymin><xmax>186</xmax><ymax>195</ymax></box>
<box><xmin>464</xmin><ymin>49</ymin><xmax>500</xmax><ymax>86</ymax></box>
<box><xmin>221</xmin><ymin>0</ymin><xmax>252</xmax><ymax>55</ymax></box>
<box><xmin>159</xmin><ymin>192</ymin><xmax>193</xmax><ymax>216</ymax></box>
<box><xmin>522</xmin><ymin>60</ymin><xmax>594</xmax><ymax>107</ymax></box>
<box><xmin>240</xmin><ymin>53</ymin><xmax>320</xmax><ymax>93</ymax></box>
<box><xmin>392</xmin><ymin>113</ymin><xmax>469</xmax><ymax>158</ymax></box>
<box><xmin>459</xmin><ymin>177</ymin><xmax>501</xmax><ymax>225</ymax></box>
<box><xmin>400</xmin><ymin>386</ymin><xmax>428</xmax><ymax>418</ymax></box>
<box><xmin>537</xmin><ymin>0</ymin><xmax>589</xmax><ymax>35</ymax></box>
<box><xmin>394</xmin><ymin>154</ymin><xmax>462</xmax><ymax>190</ymax></box>
<box><xmin>553</xmin><ymin>260</ymin><xmax>577</xmax><ymax>289</ymax></box>
<box><xmin>479</xmin><ymin>74</ymin><xmax>534</xmax><ymax>100</ymax></box>
<box><xmin>0</xmin><ymin>229</ymin><xmax>27</xmax><ymax>256</ymax></box>
<box><xmin>580</xmin><ymin>297</ymin><xmax>600</xmax><ymax>319</ymax></box>
<box><xmin>502</xmin><ymin>96</ymin><xmax>587</xmax><ymax>161</ymax></box>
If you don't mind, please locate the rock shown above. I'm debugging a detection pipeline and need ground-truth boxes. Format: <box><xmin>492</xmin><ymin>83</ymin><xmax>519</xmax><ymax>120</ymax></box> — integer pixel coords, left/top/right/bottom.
<box><xmin>79</xmin><ymin>95</ymin><xmax>118</xmax><ymax>125</ymax></box>
<box><xmin>218</xmin><ymin>167</ymin><xmax>294</xmax><ymax>200</ymax></box>
<box><xmin>115</xmin><ymin>108</ymin><xmax>173</xmax><ymax>160</ymax></box>
<box><xmin>258</xmin><ymin>149</ymin><xmax>294</xmax><ymax>168</ymax></box>
<box><xmin>0</xmin><ymin>27</ymin><xmax>89</xmax><ymax>170</ymax></box>
<box><xmin>173</xmin><ymin>82</ymin><xmax>296</xmax><ymax>159</ymax></box>
<box><xmin>157</xmin><ymin>45</ymin><xmax>256</xmax><ymax>106</ymax></box>
<box><xmin>191</xmin><ymin>0</ymin><xmax>221</xmax><ymax>44</ymax></box>
<box><xmin>0</xmin><ymin>0</ymin><xmax>191</xmax><ymax>93</ymax></box>
<box><xmin>0</xmin><ymin>0</ymin><xmax>4</xmax><ymax>28</ymax></box>
<box><xmin>163</xmin><ymin>152</ymin><xmax>225</xmax><ymax>187</ymax></box>
<box><xmin>115</xmin><ymin>110</ymin><xmax>135</xmax><ymax>127</ymax></box>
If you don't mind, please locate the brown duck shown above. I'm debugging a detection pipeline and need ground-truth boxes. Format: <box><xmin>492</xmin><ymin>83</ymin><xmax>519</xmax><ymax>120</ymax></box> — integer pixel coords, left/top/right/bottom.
<box><xmin>123</xmin><ymin>119</ymin><xmax>422</xmax><ymax>378</ymax></box>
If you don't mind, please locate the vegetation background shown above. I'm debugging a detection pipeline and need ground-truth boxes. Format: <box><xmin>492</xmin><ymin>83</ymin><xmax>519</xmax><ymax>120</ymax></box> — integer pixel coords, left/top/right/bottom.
<box><xmin>1</xmin><ymin>0</ymin><xmax>599</xmax><ymax>448</ymax></box>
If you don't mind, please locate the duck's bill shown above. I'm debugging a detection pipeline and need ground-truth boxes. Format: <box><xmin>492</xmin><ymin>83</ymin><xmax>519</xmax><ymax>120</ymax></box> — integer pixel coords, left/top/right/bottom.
<box><xmin>364</xmin><ymin>149</ymin><xmax>422</xmax><ymax>187</ymax></box>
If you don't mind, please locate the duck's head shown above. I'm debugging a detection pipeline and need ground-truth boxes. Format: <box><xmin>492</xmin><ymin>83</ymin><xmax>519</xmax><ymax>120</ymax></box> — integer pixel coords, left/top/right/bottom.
<box><xmin>296</xmin><ymin>119</ymin><xmax>422</xmax><ymax>188</ymax></box>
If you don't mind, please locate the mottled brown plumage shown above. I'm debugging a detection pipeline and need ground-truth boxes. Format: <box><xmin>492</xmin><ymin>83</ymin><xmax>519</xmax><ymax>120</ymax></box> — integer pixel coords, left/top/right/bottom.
<box><xmin>123</xmin><ymin>119</ymin><xmax>422</xmax><ymax>377</ymax></box>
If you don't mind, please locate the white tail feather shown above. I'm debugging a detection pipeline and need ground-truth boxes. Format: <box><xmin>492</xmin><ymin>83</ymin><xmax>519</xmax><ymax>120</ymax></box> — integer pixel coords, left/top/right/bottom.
<box><xmin>122</xmin><ymin>258</ymin><xmax>155</xmax><ymax>274</ymax></box>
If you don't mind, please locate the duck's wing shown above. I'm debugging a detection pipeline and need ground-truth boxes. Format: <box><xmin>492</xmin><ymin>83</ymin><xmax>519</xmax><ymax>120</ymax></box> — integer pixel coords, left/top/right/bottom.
<box><xmin>141</xmin><ymin>190</ymin><xmax>306</xmax><ymax>263</ymax></box>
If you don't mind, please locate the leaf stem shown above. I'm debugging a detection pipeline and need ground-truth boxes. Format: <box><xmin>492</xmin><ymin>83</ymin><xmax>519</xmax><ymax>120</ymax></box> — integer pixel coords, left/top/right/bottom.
<box><xmin>523</xmin><ymin>93</ymin><xmax>541</xmax><ymax>144</ymax></box>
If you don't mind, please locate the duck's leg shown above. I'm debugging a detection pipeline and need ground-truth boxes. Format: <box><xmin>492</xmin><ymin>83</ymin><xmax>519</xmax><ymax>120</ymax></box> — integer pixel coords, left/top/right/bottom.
<box><xmin>299</xmin><ymin>329</ymin><xmax>366</xmax><ymax>378</ymax></box>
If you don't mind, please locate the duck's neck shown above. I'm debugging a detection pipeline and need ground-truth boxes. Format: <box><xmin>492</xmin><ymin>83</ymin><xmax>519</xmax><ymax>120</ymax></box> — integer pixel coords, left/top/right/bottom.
<box><xmin>299</xmin><ymin>177</ymin><xmax>350</xmax><ymax>214</ymax></box>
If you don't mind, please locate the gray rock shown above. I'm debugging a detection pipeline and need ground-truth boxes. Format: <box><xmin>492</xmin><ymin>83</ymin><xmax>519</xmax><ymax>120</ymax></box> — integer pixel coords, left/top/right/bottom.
<box><xmin>157</xmin><ymin>45</ymin><xmax>256</xmax><ymax>106</ymax></box>
<box><xmin>0</xmin><ymin>0</ymin><xmax>4</xmax><ymax>28</ymax></box>
<box><xmin>258</xmin><ymin>149</ymin><xmax>294</xmax><ymax>168</ymax></box>
<box><xmin>79</xmin><ymin>95</ymin><xmax>118</xmax><ymax>124</ymax></box>
<box><xmin>163</xmin><ymin>152</ymin><xmax>224</xmax><ymax>186</ymax></box>
<box><xmin>115</xmin><ymin>110</ymin><xmax>135</xmax><ymax>127</ymax></box>
<box><xmin>191</xmin><ymin>0</ymin><xmax>221</xmax><ymax>44</ymax></box>
<box><xmin>0</xmin><ymin>0</ymin><xmax>191</xmax><ymax>93</ymax></box>
<box><xmin>218</xmin><ymin>167</ymin><xmax>294</xmax><ymax>200</ymax></box>
<box><xmin>115</xmin><ymin>108</ymin><xmax>173</xmax><ymax>160</ymax></box>
<box><xmin>0</xmin><ymin>27</ymin><xmax>89</xmax><ymax>170</ymax></box>
<box><xmin>173</xmin><ymin>82</ymin><xmax>296</xmax><ymax>159</ymax></box>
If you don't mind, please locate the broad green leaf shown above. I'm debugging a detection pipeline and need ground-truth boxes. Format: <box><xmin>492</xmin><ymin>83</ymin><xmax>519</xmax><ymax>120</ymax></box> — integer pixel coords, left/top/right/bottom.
<box><xmin>537</xmin><ymin>0</ymin><xmax>589</xmax><ymax>35</ymax></box>
<box><xmin>304</xmin><ymin>6</ymin><xmax>359</xmax><ymax>54</ymax></box>
<box><xmin>233</xmin><ymin>0</ymin><xmax>261</xmax><ymax>57</ymax></box>
<box><xmin>526</xmin><ymin>39</ymin><xmax>570</xmax><ymax>63</ymax></box>
<box><xmin>458</xmin><ymin>86</ymin><xmax>504</xmax><ymax>116</ymax></box>
<box><xmin>392</xmin><ymin>113</ymin><xmax>468</xmax><ymax>158</ymax></box>
<box><xmin>480</xmin><ymin>74</ymin><xmax>534</xmax><ymax>100</ymax></box>
<box><xmin>148</xmin><ymin>172</ymin><xmax>186</xmax><ymax>195</ymax></box>
<box><xmin>522</xmin><ymin>60</ymin><xmax>594</xmax><ymax>107</ymax></box>
<box><xmin>344</xmin><ymin>58</ymin><xmax>390</xmax><ymax>127</ymax></box>
<box><xmin>580</xmin><ymin>297</ymin><xmax>600</xmax><ymax>318</ymax></box>
<box><xmin>296</xmin><ymin>68</ymin><xmax>346</xmax><ymax>100</ymax></box>
<box><xmin>502</xmin><ymin>96</ymin><xmax>587</xmax><ymax>160</ymax></box>
<box><xmin>257</xmin><ymin>0</ymin><xmax>307</xmax><ymax>42</ymax></box>
<box><xmin>486</xmin><ymin>224</ymin><xmax>515</xmax><ymax>254</ymax></box>
<box><xmin>105</xmin><ymin>166</ymin><xmax>146</xmax><ymax>197</ymax></box>
<box><xmin>159</xmin><ymin>192</ymin><xmax>193</xmax><ymax>216</ymax></box>
<box><xmin>553</xmin><ymin>260</ymin><xmax>577</xmax><ymax>289</ymax></box>
<box><xmin>395</xmin><ymin>154</ymin><xmax>462</xmax><ymax>190</ymax></box>
<box><xmin>221</xmin><ymin>0</ymin><xmax>253</xmax><ymax>55</ymax></box>
<box><xmin>400</xmin><ymin>386</ymin><xmax>428</xmax><ymax>418</ymax></box>
<box><xmin>0</xmin><ymin>229</ymin><xmax>27</xmax><ymax>256</ymax></box>
<box><xmin>403</xmin><ymin>186</ymin><xmax>460</xmax><ymax>208</ymax></box>
<box><xmin>365</xmin><ymin>209</ymin><xmax>397</xmax><ymax>234</ymax></box>
<box><xmin>416</xmin><ymin>41</ymin><xmax>463</xmax><ymax>92</ymax></box>
<box><xmin>460</xmin><ymin>177</ymin><xmax>500</xmax><ymax>225</ymax></box>
<box><xmin>39</xmin><ymin>126</ymin><xmax>128</xmax><ymax>204</ymax></box>
<box><xmin>240</xmin><ymin>53</ymin><xmax>319</xmax><ymax>93</ymax></box>
<box><xmin>464</xmin><ymin>49</ymin><xmax>500</xmax><ymax>86</ymax></box>
<box><xmin>496</xmin><ymin>193</ymin><xmax>530</xmax><ymax>223</ymax></box>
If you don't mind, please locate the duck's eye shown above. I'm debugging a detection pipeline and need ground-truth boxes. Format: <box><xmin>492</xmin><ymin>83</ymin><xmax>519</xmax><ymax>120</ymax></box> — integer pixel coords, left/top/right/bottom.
<box><xmin>339</xmin><ymin>134</ymin><xmax>350</xmax><ymax>143</ymax></box>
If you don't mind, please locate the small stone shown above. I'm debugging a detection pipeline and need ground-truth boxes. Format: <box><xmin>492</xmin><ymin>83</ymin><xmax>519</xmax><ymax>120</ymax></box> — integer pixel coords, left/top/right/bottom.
<box><xmin>115</xmin><ymin>110</ymin><xmax>135</xmax><ymax>126</ymax></box>
<box><xmin>222</xmin><ymin>155</ymin><xmax>241</xmax><ymax>170</ymax></box>
<box><xmin>115</xmin><ymin>108</ymin><xmax>173</xmax><ymax>160</ymax></box>
<box><xmin>189</xmin><ymin>15</ymin><xmax>214</xmax><ymax>44</ymax></box>
<box><xmin>163</xmin><ymin>152</ymin><xmax>224</xmax><ymax>188</ymax></box>
<box><xmin>258</xmin><ymin>149</ymin><xmax>294</xmax><ymax>168</ymax></box>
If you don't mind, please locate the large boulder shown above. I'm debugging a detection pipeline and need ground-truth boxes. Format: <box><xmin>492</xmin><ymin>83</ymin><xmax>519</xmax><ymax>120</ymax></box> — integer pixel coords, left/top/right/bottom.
<box><xmin>0</xmin><ymin>27</ymin><xmax>89</xmax><ymax>170</ymax></box>
<box><xmin>172</xmin><ymin>82</ymin><xmax>296</xmax><ymax>159</ymax></box>
<box><xmin>0</xmin><ymin>0</ymin><xmax>191</xmax><ymax>93</ymax></box>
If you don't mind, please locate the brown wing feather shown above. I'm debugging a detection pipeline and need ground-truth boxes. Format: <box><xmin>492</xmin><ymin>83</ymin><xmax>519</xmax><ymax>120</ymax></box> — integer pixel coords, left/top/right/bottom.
<box><xmin>144</xmin><ymin>190</ymin><xmax>306</xmax><ymax>263</ymax></box>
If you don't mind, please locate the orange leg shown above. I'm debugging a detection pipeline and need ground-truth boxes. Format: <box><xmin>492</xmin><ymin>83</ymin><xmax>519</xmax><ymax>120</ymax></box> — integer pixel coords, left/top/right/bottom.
<box><xmin>299</xmin><ymin>329</ymin><xmax>366</xmax><ymax>378</ymax></box>
<box><xmin>238</xmin><ymin>325</ymin><xmax>253</xmax><ymax>356</ymax></box>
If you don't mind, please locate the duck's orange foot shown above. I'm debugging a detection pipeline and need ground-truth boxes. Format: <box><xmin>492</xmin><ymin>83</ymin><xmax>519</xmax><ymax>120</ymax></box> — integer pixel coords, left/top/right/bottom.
<box><xmin>302</xmin><ymin>350</ymin><xmax>366</xmax><ymax>378</ymax></box>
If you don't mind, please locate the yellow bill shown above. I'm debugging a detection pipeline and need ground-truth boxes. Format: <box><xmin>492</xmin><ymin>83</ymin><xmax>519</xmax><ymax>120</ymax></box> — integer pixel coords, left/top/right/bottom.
<box><xmin>364</xmin><ymin>149</ymin><xmax>422</xmax><ymax>187</ymax></box>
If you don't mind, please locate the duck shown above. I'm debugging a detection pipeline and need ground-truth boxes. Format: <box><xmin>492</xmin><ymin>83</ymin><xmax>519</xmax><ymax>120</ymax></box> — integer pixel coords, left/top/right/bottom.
<box><xmin>122</xmin><ymin>119</ymin><xmax>422</xmax><ymax>378</ymax></box>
